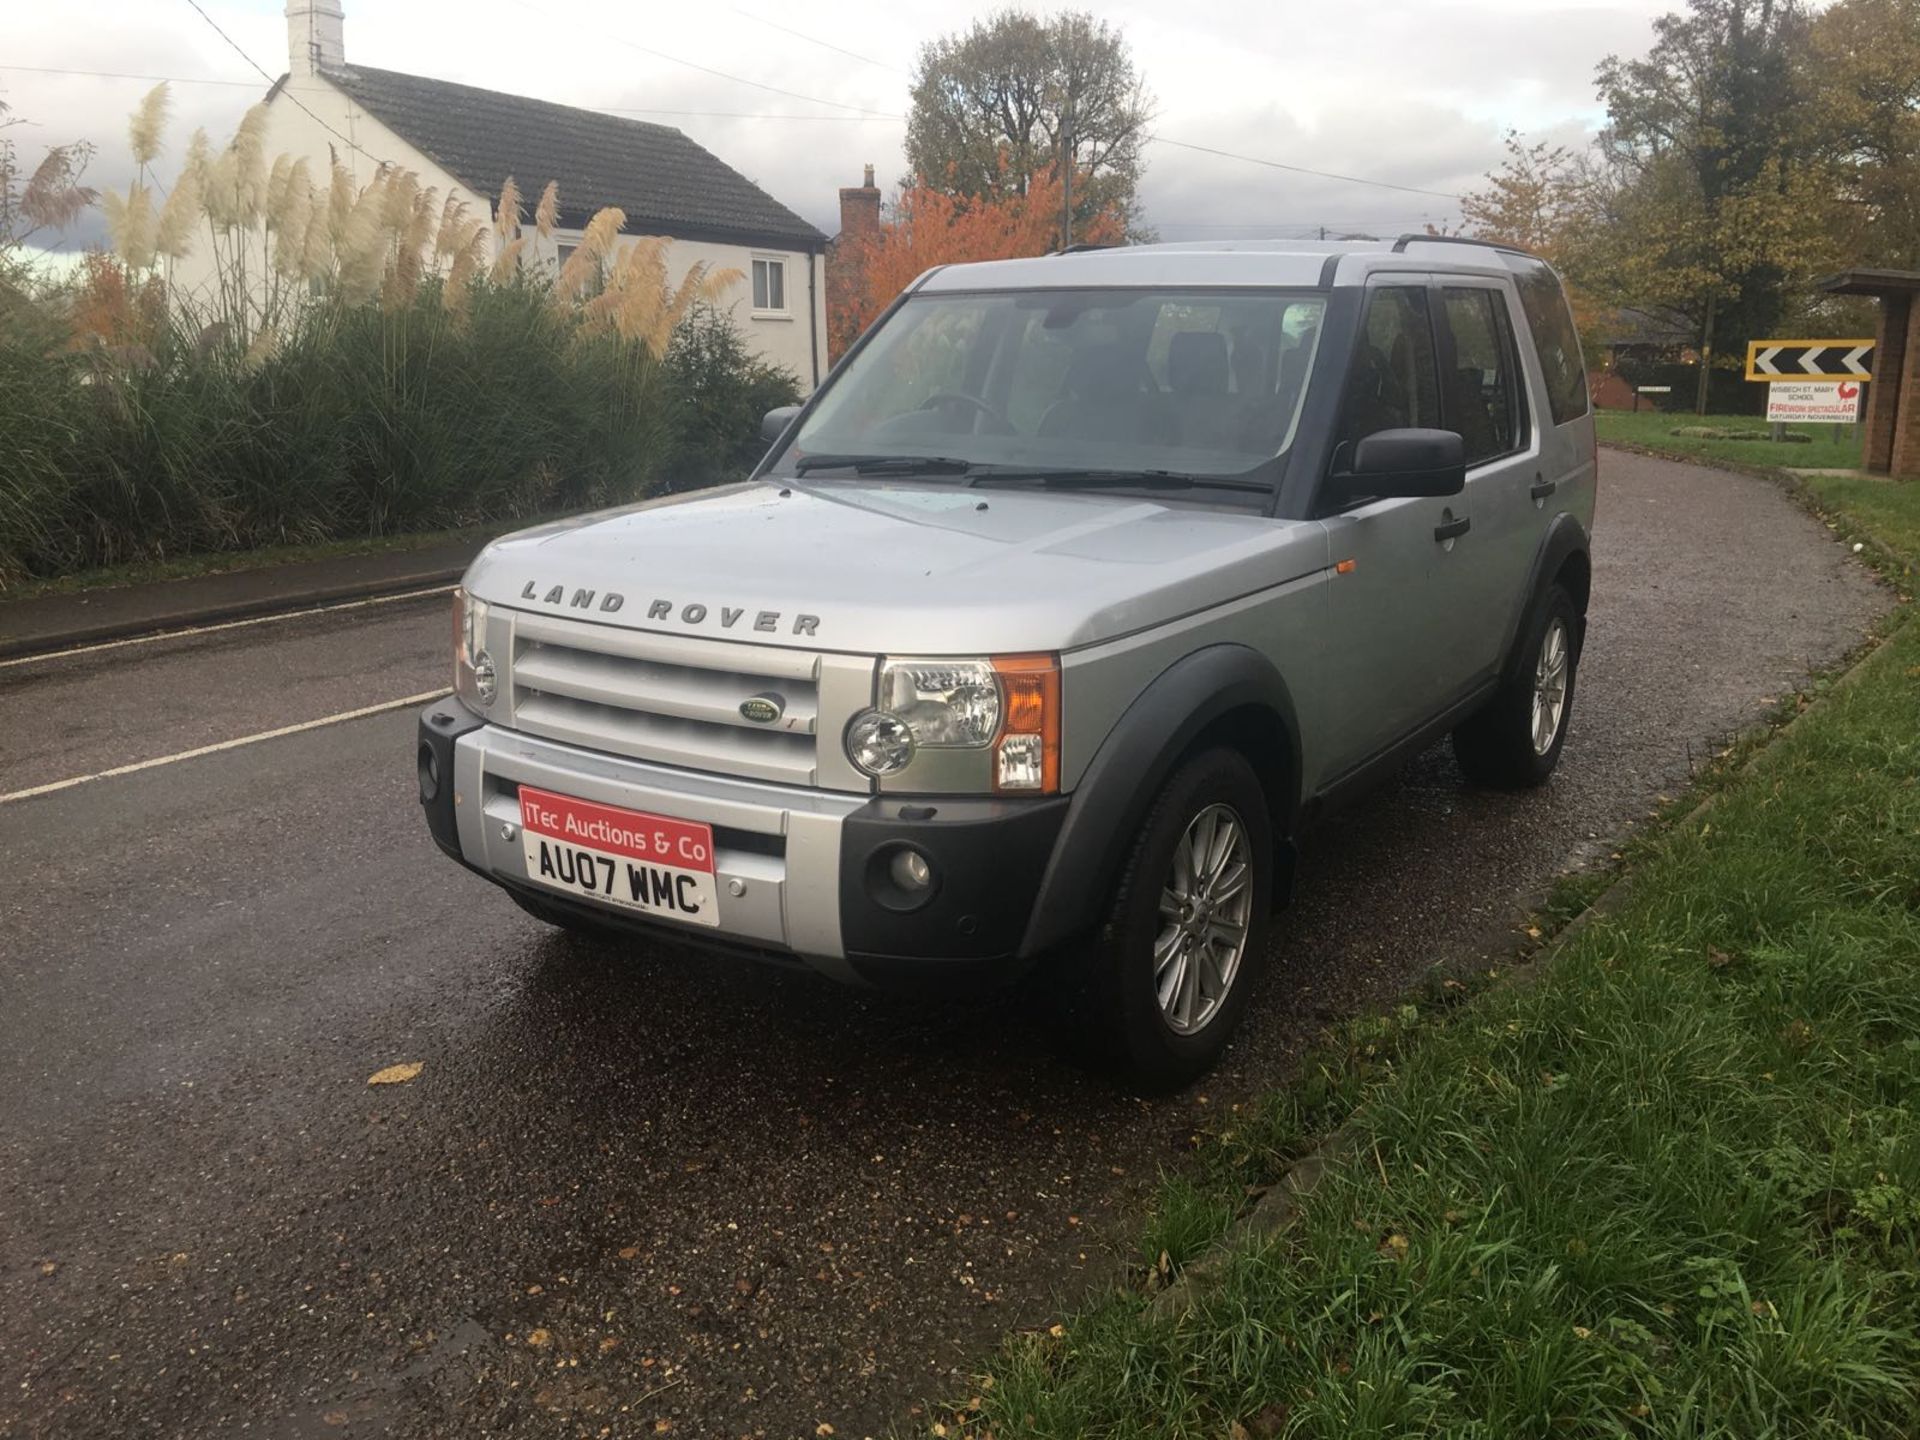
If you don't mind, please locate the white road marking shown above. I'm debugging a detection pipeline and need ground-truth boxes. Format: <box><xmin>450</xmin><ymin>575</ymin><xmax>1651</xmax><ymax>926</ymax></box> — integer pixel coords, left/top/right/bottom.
<box><xmin>0</xmin><ymin>585</ymin><xmax>456</xmax><ymax>670</ymax></box>
<box><xmin>0</xmin><ymin>689</ymin><xmax>450</xmax><ymax>805</ymax></box>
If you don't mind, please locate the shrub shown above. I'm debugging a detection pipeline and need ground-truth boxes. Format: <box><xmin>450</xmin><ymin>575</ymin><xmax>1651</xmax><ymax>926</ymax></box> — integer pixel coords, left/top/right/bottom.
<box><xmin>0</xmin><ymin>86</ymin><xmax>801</xmax><ymax>587</ymax></box>
<box><xmin>664</xmin><ymin>304</ymin><xmax>801</xmax><ymax>492</ymax></box>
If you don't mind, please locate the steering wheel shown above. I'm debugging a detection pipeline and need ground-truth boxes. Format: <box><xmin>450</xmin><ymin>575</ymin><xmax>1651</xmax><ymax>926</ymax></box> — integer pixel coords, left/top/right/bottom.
<box><xmin>919</xmin><ymin>390</ymin><xmax>1015</xmax><ymax>435</ymax></box>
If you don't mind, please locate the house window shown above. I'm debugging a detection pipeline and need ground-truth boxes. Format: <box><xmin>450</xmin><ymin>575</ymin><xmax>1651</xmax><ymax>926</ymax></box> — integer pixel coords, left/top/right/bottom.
<box><xmin>752</xmin><ymin>256</ymin><xmax>788</xmax><ymax>316</ymax></box>
<box><xmin>555</xmin><ymin>242</ymin><xmax>578</xmax><ymax>270</ymax></box>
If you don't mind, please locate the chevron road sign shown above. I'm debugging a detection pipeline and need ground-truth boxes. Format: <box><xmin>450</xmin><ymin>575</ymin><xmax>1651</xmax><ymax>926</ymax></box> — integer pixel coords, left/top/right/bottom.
<box><xmin>1745</xmin><ymin>338</ymin><xmax>1875</xmax><ymax>382</ymax></box>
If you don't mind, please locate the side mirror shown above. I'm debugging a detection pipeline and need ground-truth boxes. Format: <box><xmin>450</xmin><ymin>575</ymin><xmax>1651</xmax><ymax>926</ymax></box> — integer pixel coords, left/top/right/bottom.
<box><xmin>1332</xmin><ymin>428</ymin><xmax>1466</xmax><ymax>501</ymax></box>
<box><xmin>761</xmin><ymin>405</ymin><xmax>803</xmax><ymax>444</ymax></box>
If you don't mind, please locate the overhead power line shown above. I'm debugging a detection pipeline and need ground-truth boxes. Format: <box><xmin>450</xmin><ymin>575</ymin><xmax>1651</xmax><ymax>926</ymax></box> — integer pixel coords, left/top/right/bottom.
<box><xmin>177</xmin><ymin>0</ymin><xmax>395</xmax><ymax>165</ymax></box>
<box><xmin>1</xmin><ymin>65</ymin><xmax>897</xmax><ymax>122</ymax></box>
<box><xmin>501</xmin><ymin>0</ymin><xmax>902</xmax><ymax>119</ymax></box>
<box><xmin>2</xmin><ymin>63</ymin><xmax>260</xmax><ymax>87</ymax></box>
<box><xmin>730</xmin><ymin>7</ymin><xmax>906</xmax><ymax>74</ymax></box>
<box><xmin>1147</xmin><ymin>135</ymin><xmax>1465</xmax><ymax>200</ymax></box>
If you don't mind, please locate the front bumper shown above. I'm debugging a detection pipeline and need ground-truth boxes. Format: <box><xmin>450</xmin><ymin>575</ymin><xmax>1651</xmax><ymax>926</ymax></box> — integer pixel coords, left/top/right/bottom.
<box><xmin>417</xmin><ymin>702</ymin><xmax>1069</xmax><ymax>988</ymax></box>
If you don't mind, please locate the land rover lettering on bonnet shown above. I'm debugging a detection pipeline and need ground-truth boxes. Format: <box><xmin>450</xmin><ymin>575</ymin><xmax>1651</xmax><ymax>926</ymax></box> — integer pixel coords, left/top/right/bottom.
<box><xmin>516</xmin><ymin>581</ymin><xmax>822</xmax><ymax>636</ymax></box>
<box><xmin>421</xmin><ymin>234</ymin><xmax>1596</xmax><ymax>1089</ymax></box>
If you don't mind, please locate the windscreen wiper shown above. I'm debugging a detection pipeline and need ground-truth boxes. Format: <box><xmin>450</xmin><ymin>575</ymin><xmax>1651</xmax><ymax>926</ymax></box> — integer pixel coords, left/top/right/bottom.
<box><xmin>968</xmin><ymin>468</ymin><xmax>1269</xmax><ymax>494</ymax></box>
<box><xmin>791</xmin><ymin>453</ymin><xmax>976</xmax><ymax>476</ymax></box>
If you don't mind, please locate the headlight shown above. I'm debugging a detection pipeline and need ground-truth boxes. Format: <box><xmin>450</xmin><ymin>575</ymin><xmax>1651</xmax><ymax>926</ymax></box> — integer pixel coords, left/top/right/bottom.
<box><xmin>845</xmin><ymin>654</ymin><xmax>1060</xmax><ymax>792</ymax></box>
<box><xmin>877</xmin><ymin>659</ymin><xmax>1000</xmax><ymax>747</ymax></box>
<box><xmin>845</xmin><ymin>710</ymin><xmax>914</xmax><ymax>776</ymax></box>
<box><xmin>452</xmin><ymin>588</ymin><xmax>495</xmax><ymax>709</ymax></box>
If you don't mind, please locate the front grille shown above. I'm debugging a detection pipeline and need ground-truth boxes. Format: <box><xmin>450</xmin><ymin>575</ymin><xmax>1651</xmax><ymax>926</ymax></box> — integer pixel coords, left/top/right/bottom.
<box><xmin>507</xmin><ymin>612</ymin><xmax>824</xmax><ymax>787</ymax></box>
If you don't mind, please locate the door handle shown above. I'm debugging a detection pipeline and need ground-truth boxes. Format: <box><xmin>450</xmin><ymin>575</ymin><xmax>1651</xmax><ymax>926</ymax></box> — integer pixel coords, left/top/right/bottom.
<box><xmin>1530</xmin><ymin>475</ymin><xmax>1557</xmax><ymax>501</ymax></box>
<box><xmin>1433</xmin><ymin>515</ymin><xmax>1471</xmax><ymax>543</ymax></box>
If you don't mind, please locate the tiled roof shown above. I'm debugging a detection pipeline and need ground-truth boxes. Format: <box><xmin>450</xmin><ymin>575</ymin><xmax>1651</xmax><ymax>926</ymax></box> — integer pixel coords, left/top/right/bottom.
<box><xmin>316</xmin><ymin>64</ymin><xmax>825</xmax><ymax>249</ymax></box>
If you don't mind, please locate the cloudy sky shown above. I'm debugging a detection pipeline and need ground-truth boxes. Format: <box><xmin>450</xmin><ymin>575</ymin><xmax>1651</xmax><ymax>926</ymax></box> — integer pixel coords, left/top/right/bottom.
<box><xmin>6</xmin><ymin>0</ymin><xmax>1683</xmax><ymax>253</ymax></box>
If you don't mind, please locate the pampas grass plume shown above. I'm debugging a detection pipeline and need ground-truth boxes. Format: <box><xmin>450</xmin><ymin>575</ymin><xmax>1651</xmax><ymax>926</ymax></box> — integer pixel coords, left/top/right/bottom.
<box><xmin>129</xmin><ymin>83</ymin><xmax>171</xmax><ymax>170</ymax></box>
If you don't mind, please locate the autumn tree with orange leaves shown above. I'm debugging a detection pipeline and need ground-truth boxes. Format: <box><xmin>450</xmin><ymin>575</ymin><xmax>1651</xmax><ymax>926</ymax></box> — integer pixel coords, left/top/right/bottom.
<box><xmin>829</xmin><ymin>162</ymin><xmax>1123</xmax><ymax>360</ymax></box>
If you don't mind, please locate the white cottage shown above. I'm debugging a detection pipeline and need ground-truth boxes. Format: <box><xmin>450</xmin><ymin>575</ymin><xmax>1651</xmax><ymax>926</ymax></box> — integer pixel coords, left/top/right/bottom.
<box><xmin>239</xmin><ymin>0</ymin><xmax>829</xmax><ymax>385</ymax></box>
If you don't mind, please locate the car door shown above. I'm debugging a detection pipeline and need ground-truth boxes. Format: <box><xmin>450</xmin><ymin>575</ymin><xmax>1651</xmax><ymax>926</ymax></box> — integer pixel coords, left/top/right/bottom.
<box><xmin>1428</xmin><ymin>277</ymin><xmax>1539</xmax><ymax>693</ymax></box>
<box><xmin>1314</xmin><ymin>279</ymin><xmax>1463</xmax><ymax>776</ymax></box>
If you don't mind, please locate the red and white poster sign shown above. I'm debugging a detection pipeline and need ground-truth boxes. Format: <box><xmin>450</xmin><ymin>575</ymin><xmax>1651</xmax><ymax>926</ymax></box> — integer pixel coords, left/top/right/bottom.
<box><xmin>1766</xmin><ymin>380</ymin><xmax>1863</xmax><ymax>425</ymax></box>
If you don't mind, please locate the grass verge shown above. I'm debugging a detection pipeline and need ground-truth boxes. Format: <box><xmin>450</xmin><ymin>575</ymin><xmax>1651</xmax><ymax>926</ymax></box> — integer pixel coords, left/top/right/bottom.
<box><xmin>941</xmin><ymin>480</ymin><xmax>1920</xmax><ymax>1436</ymax></box>
<box><xmin>0</xmin><ymin>521</ymin><xmax>518</xmax><ymax>602</ymax></box>
<box><xmin>1597</xmin><ymin>408</ymin><xmax>1863</xmax><ymax>471</ymax></box>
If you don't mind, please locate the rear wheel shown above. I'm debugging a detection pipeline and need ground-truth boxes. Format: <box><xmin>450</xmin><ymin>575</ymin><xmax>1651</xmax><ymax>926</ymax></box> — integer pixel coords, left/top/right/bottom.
<box><xmin>1052</xmin><ymin>747</ymin><xmax>1274</xmax><ymax>1092</ymax></box>
<box><xmin>1453</xmin><ymin>583</ymin><xmax>1580</xmax><ymax>788</ymax></box>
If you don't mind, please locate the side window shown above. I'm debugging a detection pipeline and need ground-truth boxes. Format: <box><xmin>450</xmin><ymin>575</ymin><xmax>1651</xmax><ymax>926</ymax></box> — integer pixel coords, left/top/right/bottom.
<box><xmin>751</xmin><ymin>256</ymin><xmax>788</xmax><ymax>315</ymax></box>
<box><xmin>1439</xmin><ymin>287</ymin><xmax>1521</xmax><ymax>465</ymax></box>
<box><xmin>1513</xmin><ymin>259</ymin><xmax>1588</xmax><ymax>425</ymax></box>
<box><xmin>1336</xmin><ymin>285</ymin><xmax>1440</xmax><ymax>461</ymax></box>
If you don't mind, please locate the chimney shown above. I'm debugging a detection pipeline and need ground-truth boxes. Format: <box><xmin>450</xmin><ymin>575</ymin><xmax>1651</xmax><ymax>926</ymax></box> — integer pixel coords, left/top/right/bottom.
<box><xmin>838</xmin><ymin>163</ymin><xmax>881</xmax><ymax>247</ymax></box>
<box><xmin>286</xmin><ymin>0</ymin><xmax>345</xmax><ymax>77</ymax></box>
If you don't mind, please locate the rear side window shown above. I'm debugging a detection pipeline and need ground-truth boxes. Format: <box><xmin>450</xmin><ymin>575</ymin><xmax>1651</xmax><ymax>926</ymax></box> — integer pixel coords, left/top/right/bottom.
<box><xmin>1439</xmin><ymin>286</ymin><xmax>1522</xmax><ymax>465</ymax></box>
<box><xmin>1513</xmin><ymin>260</ymin><xmax>1588</xmax><ymax>426</ymax></box>
<box><xmin>1336</xmin><ymin>285</ymin><xmax>1440</xmax><ymax>459</ymax></box>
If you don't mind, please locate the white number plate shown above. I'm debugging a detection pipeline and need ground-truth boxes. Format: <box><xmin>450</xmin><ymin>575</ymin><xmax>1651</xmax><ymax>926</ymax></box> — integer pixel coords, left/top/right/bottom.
<box><xmin>516</xmin><ymin>785</ymin><xmax>719</xmax><ymax>927</ymax></box>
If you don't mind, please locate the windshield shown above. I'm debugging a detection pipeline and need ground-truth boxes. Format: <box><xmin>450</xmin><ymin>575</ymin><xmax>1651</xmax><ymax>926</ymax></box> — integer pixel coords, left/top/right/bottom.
<box><xmin>786</xmin><ymin>287</ymin><xmax>1327</xmax><ymax>480</ymax></box>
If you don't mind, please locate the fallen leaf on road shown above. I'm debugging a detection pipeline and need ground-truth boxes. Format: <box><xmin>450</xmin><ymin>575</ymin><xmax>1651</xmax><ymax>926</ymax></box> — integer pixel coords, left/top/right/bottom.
<box><xmin>367</xmin><ymin>1062</ymin><xmax>423</xmax><ymax>1086</ymax></box>
<box><xmin>38</xmin><ymin>1261</ymin><xmax>57</xmax><ymax>1277</ymax></box>
<box><xmin>526</xmin><ymin>1328</ymin><xmax>552</xmax><ymax>1349</ymax></box>
<box><xmin>618</xmin><ymin>1246</ymin><xmax>639</xmax><ymax>1260</ymax></box>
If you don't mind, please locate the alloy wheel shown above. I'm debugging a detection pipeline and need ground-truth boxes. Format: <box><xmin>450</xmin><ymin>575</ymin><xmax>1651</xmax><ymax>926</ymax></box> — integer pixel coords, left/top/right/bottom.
<box><xmin>1154</xmin><ymin>803</ymin><xmax>1253</xmax><ymax>1035</ymax></box>
<box><xmin>1532</xmin><ymin>617</ymin><xmax>1570</xmax><ymax>755</ymax></box>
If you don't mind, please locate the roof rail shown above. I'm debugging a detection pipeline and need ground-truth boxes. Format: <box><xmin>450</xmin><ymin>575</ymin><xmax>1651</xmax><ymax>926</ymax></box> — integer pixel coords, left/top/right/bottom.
<box><xmin>1390</xmin><ymin>233</ymin><xmax>1533</xmax><ymax>257</ymax></box>
<box><xmin>1054</xmin><ymin>241</ymin><xmax>1124</xmax><ymax>255</ymax></box>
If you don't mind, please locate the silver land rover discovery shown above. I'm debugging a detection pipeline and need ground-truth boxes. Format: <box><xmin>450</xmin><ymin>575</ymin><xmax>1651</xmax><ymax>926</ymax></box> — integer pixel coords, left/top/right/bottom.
<box><xmin>417</xmin><ymin>235</ymin><xmax>1596</xmax><ymax>1088</ymax></box>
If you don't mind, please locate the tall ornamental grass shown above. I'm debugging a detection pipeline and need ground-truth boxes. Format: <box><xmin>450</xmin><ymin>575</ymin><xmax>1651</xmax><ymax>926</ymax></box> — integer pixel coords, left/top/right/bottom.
<box><xmin>0</xmin><ymin>86</ymin><xmax>799</xmax><ymax>587</ymax></box>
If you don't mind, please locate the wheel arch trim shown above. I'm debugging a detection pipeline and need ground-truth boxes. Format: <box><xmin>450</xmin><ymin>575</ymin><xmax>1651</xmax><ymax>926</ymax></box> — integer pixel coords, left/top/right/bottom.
<box><xmin>1020</xmin><ymin>644</ymin><xmax>1300</xmax><ymax>958</ymax></box>
<box><xmin>1503</xmin><ymin>513</ymin><xmax>1590</xmax><ymax>682</ymax></box>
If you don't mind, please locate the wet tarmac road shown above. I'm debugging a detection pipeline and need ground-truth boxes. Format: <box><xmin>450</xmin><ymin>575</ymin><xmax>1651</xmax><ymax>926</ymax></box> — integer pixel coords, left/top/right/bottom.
<box><xmin>0</xmin><ymin>452</ymin><xmax>1889</xmax><ymax>1439</ymax></box>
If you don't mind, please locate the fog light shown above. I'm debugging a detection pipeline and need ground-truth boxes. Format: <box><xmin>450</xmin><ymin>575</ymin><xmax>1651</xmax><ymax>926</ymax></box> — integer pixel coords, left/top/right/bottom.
<box><xmin>846</xmin><ymin>710</ymin><xmax>914</xmax><ymax>777</ymax></box>
<box><xmin>867</xmin><ymin>842</ymin><xmax>938</xmax><ymax>912</ymax></box>
<box><xmin>472</xmin><ymin>650</ymin><xmax>498</xmax><ymax>706</ymax></box>
<box><xmin>417</xmin><ymin>742</ymin><xmax>440</xmax><ymax>802</ymax></box>
<box><xmin>889</xmin><ymin>847</ymin><xmax>933</xmax><ymax>892</ymax></box>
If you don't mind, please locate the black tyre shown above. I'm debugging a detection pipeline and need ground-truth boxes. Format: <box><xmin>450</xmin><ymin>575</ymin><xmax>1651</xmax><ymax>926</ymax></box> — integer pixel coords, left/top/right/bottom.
<box><xmin>1051</xmin><ymin>747</ymin><xmax>1274</xmax><ymax>1092</ymax></box>
<box><xmin>1452</xmin><ymin>583</ymin><xmax>1580</xmax><ymax>789</ymax></box>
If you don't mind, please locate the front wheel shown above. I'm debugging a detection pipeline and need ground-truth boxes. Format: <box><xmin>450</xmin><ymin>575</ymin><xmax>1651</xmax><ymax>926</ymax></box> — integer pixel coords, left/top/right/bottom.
<box><xmin>1452</xmin><ymin>583</ymin><xmax>1581</xmax><ymax>788</ymax></box>
<box><xmin>1051</xmin><ymin>747</ymin><xmax>1274</xmax><ymax>1092</ymax></box>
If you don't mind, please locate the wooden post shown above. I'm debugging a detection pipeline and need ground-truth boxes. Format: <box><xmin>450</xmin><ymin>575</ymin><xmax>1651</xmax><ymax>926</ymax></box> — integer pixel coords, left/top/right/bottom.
<box><xmin>1694</xmin><ymin>294</ymin><xmax>1716</xmax><ymax>417</ymax></box>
